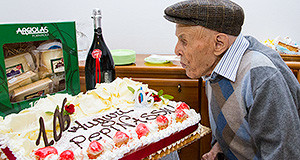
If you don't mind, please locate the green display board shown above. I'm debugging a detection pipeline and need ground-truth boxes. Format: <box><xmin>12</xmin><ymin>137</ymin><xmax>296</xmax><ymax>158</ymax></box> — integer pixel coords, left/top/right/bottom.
<box><xmin>0</xmin><ymin>21</ymin><xmax>80</xmax><ymax>117</ymax></box>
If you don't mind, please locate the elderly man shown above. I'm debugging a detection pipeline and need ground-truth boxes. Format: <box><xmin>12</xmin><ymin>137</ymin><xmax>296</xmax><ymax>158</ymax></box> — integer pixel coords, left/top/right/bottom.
<box><xmin>164</xmin><ymin>0</ymin><xmax>300</xmax><ymax>160</ymax></box>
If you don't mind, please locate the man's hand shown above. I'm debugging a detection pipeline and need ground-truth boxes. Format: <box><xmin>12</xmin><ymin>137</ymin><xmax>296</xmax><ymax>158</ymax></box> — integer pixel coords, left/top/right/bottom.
<box><xmin>201</xmin><ymin>142</ymin><xmax>222</xmax><ymax>160</ymax></box>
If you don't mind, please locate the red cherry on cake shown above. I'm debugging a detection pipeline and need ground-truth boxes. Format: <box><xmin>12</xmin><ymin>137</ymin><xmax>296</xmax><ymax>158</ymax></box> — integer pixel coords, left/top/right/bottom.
<box><xmin>113</xmin><ymin>131</ymin><xmax>129</xmax><ymax>148</ymax></box>
<box><xmin>177</xmin><ymin>102</ymin><xmax>190</xmax><ymax>110</ymax></box>
<box><xmin>87</xmin><ymin>140</ymin><xmax>104</xmax><ymax>159</ymax></box>
<box><xmin>34</xmin><ymin>146</ymin><xmax>58</xmax><ymax>160</ymax></box>
<box><xmin>175</xmin><ymin>109</ymin><xmax>188</xmax><ymax>123</ymax></box>
<box><xmin>59</xmin><ymin>150</ymin><xmax>74</xmax><ymax>160</ymax></box>
<box><xmin>135</xmin><ymin>123</ymin><xmax>150</xmax><ymax>139</ymax></box>
<box><xmin>156</xmin><ymin>115</ymin><xmax>169</xmax><ymax>130</ymax></box>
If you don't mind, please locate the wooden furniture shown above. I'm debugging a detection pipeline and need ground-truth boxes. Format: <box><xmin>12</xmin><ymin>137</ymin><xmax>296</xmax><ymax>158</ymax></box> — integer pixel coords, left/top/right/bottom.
<box><xmin>78</xmin><ymin>54</ymin><xmax>211</xmax><ymax>160</ymax></box>
<box><xmin>285</xmin><ymin>61</ymin><xmax>300</xmax><ymax>83</ymax></box>
<box><xmin>280</xmin><ymin>54</ymin><xmax>300</xmax><ymax>83</ymax></box>
<box><xmin>280</xmin><ymin>54</ymin><xmax>300</xmax><ymax>62</ymax></box>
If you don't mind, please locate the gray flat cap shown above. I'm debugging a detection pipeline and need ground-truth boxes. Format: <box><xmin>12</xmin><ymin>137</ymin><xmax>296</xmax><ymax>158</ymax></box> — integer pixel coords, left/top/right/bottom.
<box><xmin>164</xmin><ymin>0</ymin><xmax>244</xmax><ymax>36</ymax></box>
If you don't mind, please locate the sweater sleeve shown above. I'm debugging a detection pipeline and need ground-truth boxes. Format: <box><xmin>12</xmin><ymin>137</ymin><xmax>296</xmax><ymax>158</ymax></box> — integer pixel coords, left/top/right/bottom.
<box><xmin>248</xmin><ymin>67</ymin><xmax>300</xmax><ymax>160</ymax></box>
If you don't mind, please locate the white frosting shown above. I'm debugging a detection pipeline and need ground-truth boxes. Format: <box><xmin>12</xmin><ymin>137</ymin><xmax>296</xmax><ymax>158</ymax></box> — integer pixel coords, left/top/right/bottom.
<box><xmin>0</xmin><ymin>78</ymin><xmax>201</xmax><ymax>160</ymax></box>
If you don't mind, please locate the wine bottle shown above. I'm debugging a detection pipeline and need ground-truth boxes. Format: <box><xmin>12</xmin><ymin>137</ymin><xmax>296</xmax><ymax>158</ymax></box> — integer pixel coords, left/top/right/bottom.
<box><xmin>85</xmin><ymin>8</ymin><xmax>116</xmax><ymax>91</ymax></box>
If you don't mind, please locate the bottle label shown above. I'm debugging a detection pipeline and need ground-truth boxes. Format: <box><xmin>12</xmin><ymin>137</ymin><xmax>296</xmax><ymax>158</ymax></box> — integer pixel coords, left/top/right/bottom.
<box><xmin>92</xmin><ymin>49</ymin><xmax>102</xmax><ymax>59</ymax></box>
<box><xmin>103</xmin><ymin>71</ymin><xmax>113</xmax><ymax>83</ymax></box>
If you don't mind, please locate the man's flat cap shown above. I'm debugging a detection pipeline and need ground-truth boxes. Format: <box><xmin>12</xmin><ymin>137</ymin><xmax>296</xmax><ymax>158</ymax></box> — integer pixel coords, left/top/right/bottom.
<box><xmin>164</xmin><ymin>0</ymin><xmax>244</xmax><ymax>36</ymax></box>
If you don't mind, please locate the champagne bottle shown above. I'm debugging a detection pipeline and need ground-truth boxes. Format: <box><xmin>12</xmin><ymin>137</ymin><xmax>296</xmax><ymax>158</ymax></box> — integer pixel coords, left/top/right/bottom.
<box><xmin>85</xmin><ymin>8</ymin><xmax>116</xmax><ymax>91</ymax></box>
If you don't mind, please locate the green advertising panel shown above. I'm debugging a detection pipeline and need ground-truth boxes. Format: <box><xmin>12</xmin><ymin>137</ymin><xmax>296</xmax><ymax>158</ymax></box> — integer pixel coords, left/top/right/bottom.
<box><xmin>0</xmin><ymin>21</ymin><xmax>80</xmax><ymax>117</ymax></box>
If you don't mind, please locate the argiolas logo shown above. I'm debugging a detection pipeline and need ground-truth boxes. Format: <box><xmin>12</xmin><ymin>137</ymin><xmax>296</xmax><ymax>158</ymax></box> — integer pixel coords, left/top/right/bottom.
<box><xmin>16</xmin><ymin>26</ymin><xmax>49</xmax><ymax>36</ymax></box>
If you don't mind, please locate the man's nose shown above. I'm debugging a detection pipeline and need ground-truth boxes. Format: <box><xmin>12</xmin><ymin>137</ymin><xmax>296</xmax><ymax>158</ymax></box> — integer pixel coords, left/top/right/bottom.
<box><xmin>174</xmin><ymin>43</ymin><xmax>181</xmax><ymax>56</ymax></box>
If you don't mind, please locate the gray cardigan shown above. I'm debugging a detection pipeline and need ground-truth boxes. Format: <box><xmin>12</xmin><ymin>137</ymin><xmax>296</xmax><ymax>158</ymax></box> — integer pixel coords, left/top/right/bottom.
<box><xmin>206</xmin><ymin>36</ymin><xmax>300</xmax><ymax>160</ymax></box>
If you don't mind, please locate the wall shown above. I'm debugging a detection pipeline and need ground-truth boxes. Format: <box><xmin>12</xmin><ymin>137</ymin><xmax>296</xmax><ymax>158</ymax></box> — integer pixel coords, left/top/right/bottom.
<box><xmin>0</xmin><ymin>0</ymin><xmax>299</xmax><ymax>54</ymax></box>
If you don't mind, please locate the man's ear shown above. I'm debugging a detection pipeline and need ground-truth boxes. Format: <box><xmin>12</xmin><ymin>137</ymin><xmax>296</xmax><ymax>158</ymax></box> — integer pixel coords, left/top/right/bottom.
<box><xmin>214</xmin><ymin>33</ymin><xmax>229</xmax><ymax>56</ymax></box>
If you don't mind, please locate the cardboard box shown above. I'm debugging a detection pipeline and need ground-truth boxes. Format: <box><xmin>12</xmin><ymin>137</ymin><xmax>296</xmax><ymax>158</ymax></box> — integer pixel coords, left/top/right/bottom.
<box><xmin>0</xmin><ymin>21</ymin><xmax>80</xmax><ymax>117</ymax></box>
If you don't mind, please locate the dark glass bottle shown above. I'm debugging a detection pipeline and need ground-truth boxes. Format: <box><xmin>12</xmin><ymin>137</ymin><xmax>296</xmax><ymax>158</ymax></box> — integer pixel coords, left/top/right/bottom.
<box><xmin>85</xmin><ymin>8</ymin><xmax>115</xmax><ymax>91</ymax></box>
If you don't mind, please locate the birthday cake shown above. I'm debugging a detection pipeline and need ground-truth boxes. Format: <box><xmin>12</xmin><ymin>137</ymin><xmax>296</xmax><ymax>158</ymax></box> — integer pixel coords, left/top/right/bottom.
<box><xmin>0</xmin><ymin>78</ymin><xmax>201</xmax><ymax>160</ymax></box>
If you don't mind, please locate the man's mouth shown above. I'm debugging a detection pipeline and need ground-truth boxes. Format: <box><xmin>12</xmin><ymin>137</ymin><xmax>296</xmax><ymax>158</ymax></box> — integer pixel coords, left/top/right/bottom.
<box><xmin>180</xmin><ymin>62</ymin><xmax>186</xmax><ymax>68</ymax></box>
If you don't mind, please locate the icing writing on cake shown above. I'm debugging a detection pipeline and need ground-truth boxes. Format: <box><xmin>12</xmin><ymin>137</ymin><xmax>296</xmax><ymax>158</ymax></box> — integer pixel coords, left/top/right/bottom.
<box><xmin>35</xmin><ymin>86</ymin><xmax>175</xmax><ymax>150</ymax></box>
<box><xmin>66</xmin><ymin>106</ymin><xmax>175</xmax><ymax>149</ymax></box>
<box><xmin>36</xmin><ymin>98</ymin><xmax>71</xmax><ymax>147</ymax></box>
